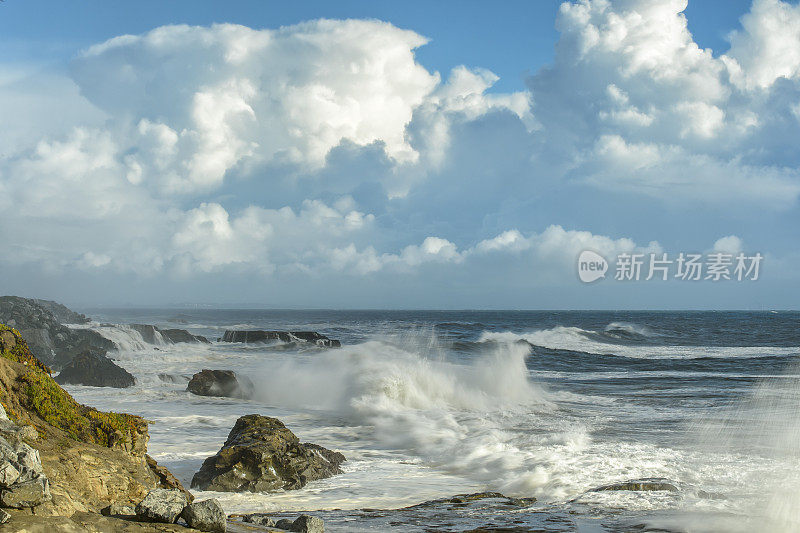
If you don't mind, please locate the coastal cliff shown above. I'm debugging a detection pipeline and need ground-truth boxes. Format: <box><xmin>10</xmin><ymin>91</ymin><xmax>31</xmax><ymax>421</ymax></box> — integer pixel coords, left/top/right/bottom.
<box><xmin>0</xmin><ymin>324</ymin><xmax>193</xmax><ymax>531</ymax></box>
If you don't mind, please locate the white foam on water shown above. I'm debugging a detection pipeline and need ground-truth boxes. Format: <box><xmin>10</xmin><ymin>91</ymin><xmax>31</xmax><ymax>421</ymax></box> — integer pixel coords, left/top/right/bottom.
<box><xmin>480</xmin><ymin>327</ymin><xmax>800</xmax><ymax>359</ymax></box>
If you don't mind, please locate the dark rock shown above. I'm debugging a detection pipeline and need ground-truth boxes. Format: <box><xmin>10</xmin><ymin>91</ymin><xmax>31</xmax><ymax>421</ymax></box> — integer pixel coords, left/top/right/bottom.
<box><xmin>591</xmin><ymin>478</ymin><xmax>680</xmax><ymax>492</ymax></box>
<box><xmin>186</xmin><ymin>369</ymin><xmax>254</xmax><ymax>399</ymax></box>
<box><xmin>54</xmin><ymin>351</ymin><xmax>136</xmax><ymax>388</ymax></box>
<box><xmin>405</xmin><ymin>492</ymin><xmax>535</xmax><ymax>510</ymax></box>
<box><xmin>181</xmin><ymin>498</ymin><xmax>226</xmax><ymax>533</ymax></box>
<box><xmin>160</xmin><ymin>328</ymin><xmax>210</xmax><ymax>344</ymax></box>
<box><xmin>190</xmin><ymin>414</ymin><xmax>345</xmax><ymax>493</ymax></box>
<box><xmin>146</xmin><ymin>454</ymin><xmax>193</xmax><ymax>503</ymax></box>
<box><xmin>289</xmin><ymin>515</ymin><xmax>324</xmax><ymax>533</ymax></box>
<box><xmin>0</xmin><ymin>475</ymin><xmax>51</xmax><ymax>508</ymax></box>
<box><xmin>31</xmin><ymin>299</ymin><xmax>90</xmax><ymax>324</ymax></box>
<box><xmin>242</xmin><ymin>513</ymin><xmax>276</xmax><ymax>526</ymax></box>
<box><xmin>275</xmin><ymin>518</ymin><xmax>294</xmax><ymax>530</ymax></box>
<box><xmin>221</xmin><ymin>330</ymin><xmax>340</xmax><ymax>348</ymax></box>
<box><xmin>0</xmin><ymin>296</ymin><xmax>113</xmax><ymax>369</ymax></box>
<box><xmin>135</xmin><ymin>488</ymin><xmax>188</xmax><ymax>523</ymax></box>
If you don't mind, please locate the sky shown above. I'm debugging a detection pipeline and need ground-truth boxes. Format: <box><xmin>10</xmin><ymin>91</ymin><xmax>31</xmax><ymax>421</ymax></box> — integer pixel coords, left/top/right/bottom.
<box><xmin>0</xmin><ymin>0</ymin><xmax>799</xmax><ymax>309</ymax></box>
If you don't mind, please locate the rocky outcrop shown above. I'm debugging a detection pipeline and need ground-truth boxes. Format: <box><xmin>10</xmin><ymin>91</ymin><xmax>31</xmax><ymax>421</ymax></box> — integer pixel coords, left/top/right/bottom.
<box><xmin>54</xmin><ymin>351</ymin><xmax>136</xmax><ymax>388</ymax></box>
<box><xmin>130</xmin><ymin>325</ymin><xmax>209</xmax><ymax>345</ymax></box>
<box><xmin>145</xmin><ymin>455</ymin><xmax>193</xmax><ymax>503</ymax></box>
<box><xmin>221</xmin><ymin>330</ymin><xmax>340</xmax><ymax>348</ymax></box>
<box><xmin>191</xmin><ymin>414</ymin><xmax>345</xmax><ymax>493</ymax></box>
<box><xmin>239</xmin><ymin>513</ymin><xmax>324</xmax><ymax>532</ymax></box>
<box><xmin>31</xmin><ymin>300</ymin><xmax>90</xmax><ymax>325</ymax></box>
<box><xmin>0</xmin><ymin>296</ymin><xmax>113</xmax><ymax>369</ymax></box>
<box><xmin>0</xmin><ymin>324</ymin><xmax>196</xmax><ymax>530</ymax></box>
<box><xmin>186</xmin><ymin>370</ymin><xmax>254</xmax><ymax>399</ymax></box>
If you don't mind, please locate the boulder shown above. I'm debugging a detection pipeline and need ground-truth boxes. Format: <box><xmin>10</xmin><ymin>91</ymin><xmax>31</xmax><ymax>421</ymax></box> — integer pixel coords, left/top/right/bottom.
<box><xmin>135</xmin><ymin>488</ymin><xmax>188</xmax><ymax>523</ymax></box>
<box><xmin>0</xmin><ymin>508</ymin><xmax>8</xmax><ymax>524</ymax></box>
<box><xmin>190</xmin><ymin>414</ymin><xmax>345</xmax><ymax>493</ymax></box>
<box><xmin>54</xmin><ymin>351</ymin><xmax>136</xmax><ymax>388</ymax></box>
<box><xmin>221</xmin><ymin>330</ymin><xmax>340</xmax><ymax>348</ymax></box>
<box><xmin>0</xmin><ymin>475</ymin><xmax>51</xmax><ymax>508</ymax></box>
<box><xmin>180</xmin><ymin>498</ymin><xmax>226</xmax><ymax>533</ymax></box>
<box><xmin>289</xmin><ymin>515</ymin><xmax>325</xmax><ymax>533</ymax></box>
<box><xmin>186</xmin><ymin>369</ymin><xmax>254</xmax><ymax>399</ymax></box>
<box><xmin>275</xmin><ymin>518</ymin><xmax>294</xmax><ymax>530</ymax></box>
<box><xmin>242</xmin><ymin>513</ymin><xmax>276</xmax><ymax>526</ymax></box>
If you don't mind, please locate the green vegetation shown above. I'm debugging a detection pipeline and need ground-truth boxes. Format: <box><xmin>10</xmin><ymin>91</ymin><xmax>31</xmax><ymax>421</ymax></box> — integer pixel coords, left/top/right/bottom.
<box><xmin>0</xmin><ymin>323</ymin><xmax>146</xmax><ymax>450</ymax></box>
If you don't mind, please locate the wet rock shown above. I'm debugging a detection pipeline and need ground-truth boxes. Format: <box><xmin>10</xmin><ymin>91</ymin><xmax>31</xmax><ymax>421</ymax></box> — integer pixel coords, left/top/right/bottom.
<box><xmin>405</xmin><ymin>492</ymin><xmax>536</xmax><ymax>509</ymax></box>
<box><xmin>0</xmin><ymin>475</ymin><xmax>51</xmax><ymax>508</ymax></box>
<box><xmin>289</xmin><ymin>515</ymin><xmax>325</xmax><ymax>533</ymax></box>
<box><xmin>242</xmin><ymin>513</ymin><xmax>276</xmax><ymax>526</ymax></box>
<box><xmin>181</xmin><ymin>498</ymin><xmax>226</xmax><ymax>533</ymax></box>
<box><xmin>191</xmin><ymin>414</ymin><xmax>345</xmax><ymax>492</ymax></box>
<box><xmin>135</xmin><ymin>488</ymin><xmax>188</xmax><ymax>523</ymax></box>
<box><xmin>591</xmin><ymin>478</ymin><xmax>680</xmax><ymax>492</ymax></box>
<box><xmin>54</xmin><ymin>351</ymin><xmax>136</xmax><ymax>388</ymax></box>
<box><xmin>221</xmin><ymin>330</ymin><xmax>340</xmax><ymax>348</ymax></box>
<box><xmin>0</xmin><ymin>296</ymin><xmax>113</xmax><ymax>369</ymax></box>
<box><xmin>160</xmin><ymin>329</ymin><xmax>210</xmax><ymax>344</ymax></box>
<box><xmin>186</xmin><ymin>369</ymin><xmax>254</xmax><ymax>399</ymax></box>
<box><xmin>275</xmin><ymin>518</ymin><xmax>294</xmax><ymax>529</ymax></box>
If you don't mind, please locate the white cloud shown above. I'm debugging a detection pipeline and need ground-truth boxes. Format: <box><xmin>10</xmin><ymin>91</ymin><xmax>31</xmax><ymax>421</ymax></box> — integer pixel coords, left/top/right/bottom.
<box><xmin>712</xmin><ymin>235</ymin><xmax>744</xmax><ymax>254</ymax></box>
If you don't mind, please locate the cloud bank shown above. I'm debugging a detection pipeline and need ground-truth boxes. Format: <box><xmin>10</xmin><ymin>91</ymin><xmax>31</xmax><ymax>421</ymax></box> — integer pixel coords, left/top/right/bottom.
<box><xmin>1</xmin><ymin>1</ymin><xmax>799</xmax><ymax>305</ymax></box>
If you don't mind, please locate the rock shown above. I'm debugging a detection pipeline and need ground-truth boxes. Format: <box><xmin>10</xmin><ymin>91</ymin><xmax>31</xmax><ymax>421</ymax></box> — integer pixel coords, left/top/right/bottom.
<box><xmin>186</xmin><ymin>369</ymin><xmax>254</xmax><ymax>399</ymax></box>
<box><xmin>0</xmin><ymin>508</ymin><xmax>8</xmax><ymax>524</ymax></box>
<box><xmin>31</xmin><ymin>299</ymin><xmax>90</xmax><ymax>324</ymax></box>
<box><xmin>130</xmin><ymin>324</ymin><xmax>209</xmax><ymax>344</ymax></box>
<box><xmin>180</xmin><ymin>498</ymin><xmax>226</xmax><ymax>533</ymax></box>
<box><xmin>135</xmin><ymin>488</ymin><xmax>188</xmax><ymax>523</ymax></box>
<box><xmin>190</xmin><ymin>414</ymin><xmax>345</xmax><ymax>493</ymax></box>
<box><xmin>591</xmin><ymin>478</ymin><xmax>680</xmax><ymax>492</ymax></box>
<box><xmin>146</xmin><ymin>455</ymin><xmax>193</xmax><ymax>503</ymax></box>
<box><xmin>0</xmin><ymin>475</ymin><xmax>51</xmax><ymax>508</ymax></box>
<box><xmin>0</xmin><ymin>462</ymin><xmax>20</xmax><ymax>486</ymax></box>
<box><xmin>221</xmin><ymin>330</ymin><xmax>340</xmax><ymax>348</ymax></box>
<box><xmin>54</xmin><ymin>351</ymin><xmax>136</xmax><ymax>388</ymax></box>
<box><xmin>275</xmin><ymin>519</ymin><xmax>294</xmax><ymax>530</ymax></box>
<box><xmin>160</xmin><ymin>329</ymin><xmax>210</xmax><ymax>344</ymax></box>
<box><xmin>242</xmin><ymin>513</ymin><xmax>276</xmax><ymax>526</ymax></box>
<box><xmin>0</xmin><ymin>296</ymin><xmax>113</xmax><ymax>369</ymax></box>
<box><xmin>289</xmin><ymin>515</ymin><xmax>324</xmax><ymax>533</ymax></box>
<box><xmin>101</xmin><ymin>501</ymin><xmax>136</xmax><ymax>516</ymax></box>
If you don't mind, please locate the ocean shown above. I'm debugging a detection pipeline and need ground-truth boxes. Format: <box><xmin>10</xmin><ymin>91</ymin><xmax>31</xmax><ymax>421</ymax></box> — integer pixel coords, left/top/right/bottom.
<box><xmin>62</xmin><ymin>309</ymin><xmax>800</xmax><ymax>532</ymax></box>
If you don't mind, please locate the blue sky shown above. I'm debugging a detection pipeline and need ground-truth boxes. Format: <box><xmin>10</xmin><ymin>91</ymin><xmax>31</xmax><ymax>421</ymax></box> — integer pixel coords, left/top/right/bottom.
<box><xmin>0</xmin><ymin>0</ymin><xmax>799</xmax><ymax>309</ymax></box>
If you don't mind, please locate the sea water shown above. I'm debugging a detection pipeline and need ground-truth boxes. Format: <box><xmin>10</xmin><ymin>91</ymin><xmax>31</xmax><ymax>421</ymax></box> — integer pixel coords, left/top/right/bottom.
<box><xmin>62</xmin><ymin>310</ymin><xmax>800</xmax><ymax>532</ymax></box>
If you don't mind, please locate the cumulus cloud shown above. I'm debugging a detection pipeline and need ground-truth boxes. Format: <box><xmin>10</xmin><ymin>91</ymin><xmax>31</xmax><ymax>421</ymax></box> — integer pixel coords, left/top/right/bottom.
<box><xmin>0</xmin><ymin>2</ymin><xmax>799</xmax><ymax>305</ymax></box>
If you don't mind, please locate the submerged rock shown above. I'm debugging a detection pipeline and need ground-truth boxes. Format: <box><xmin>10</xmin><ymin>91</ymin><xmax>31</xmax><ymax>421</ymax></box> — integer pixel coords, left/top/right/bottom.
<box><xmin>405</xmin><ymin>492</ymin><xmax>536</xmax><ymax>510</ymax></box>
<box><xmin>190</xmin><ymin>414</ymin><xmax>345</xmax><ymax>492</ymax></box>
<box><xmin>135</xmin><ymin>488</ymin><xmax>188</xmax><ymax>523</ymax></box>
<box><xmin>54</xmin><ymin>351</ymin><xmax>136</xmax><ymax>388</ymax></box>
<box><xmin>591</xmin><ymin>478</ymin><xmax>680</xmax><ymax>492</ymax></box>
<box><xmin>186</xmin><ymin>369</ymin><xmax>254</xmax><ymax>399</ymax></box>
<box><xmin>221</xmin><ymin>330</ymin><xmax>340</xmax><ymax>348</ymax></box>
<box><xmin>181</xmin><ymin>498</ymin><xmax>226</xmax><ymax>533</ymax></box>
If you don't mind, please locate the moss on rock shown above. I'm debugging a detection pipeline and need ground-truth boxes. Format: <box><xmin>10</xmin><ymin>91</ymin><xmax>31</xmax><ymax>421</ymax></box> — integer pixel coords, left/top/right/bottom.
<box><xmin>0</xmin><ymin>323</ymin><xmax>147</xmax><ymax>453</ymax></box>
